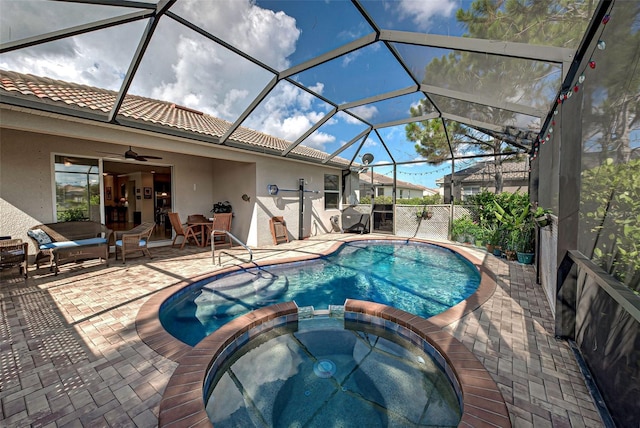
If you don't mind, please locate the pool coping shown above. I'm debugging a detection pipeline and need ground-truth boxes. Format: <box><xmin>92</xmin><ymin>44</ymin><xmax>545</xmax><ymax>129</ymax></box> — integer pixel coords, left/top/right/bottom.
<box><xmin>136</xmin><ymin>237</ymin><xmax>510</xmax><ymax>427</ymax></box>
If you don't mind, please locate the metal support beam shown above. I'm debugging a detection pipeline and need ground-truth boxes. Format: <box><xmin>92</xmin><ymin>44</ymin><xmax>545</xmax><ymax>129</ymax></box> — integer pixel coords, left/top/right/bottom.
<box><xmin>338</xmin><ymin>85</ymin><xmax>418</xmax><ymax>111</ymax></box>
<box><xmin>323</xmin><ymin>128</ymin><xmax>371</xmax><ymax>164</ymax></box>
<box><xmin>0</xmin><ymin>10</ymin><xmax>153</xmax><ymax>53</ymax></box>
<box><xmin>280</xmin><ymin>33</ymin><xmax>377</xmax><ymax>79</ymax></box>
<box><xmin>282</xmin><ymin>107</ymin><xmax>337</xmax><ymax>156</ymax></box>
<box><xmin>420</xmin><ymin>84</ymin><xmax>546</xmax><ymax>119</ymax></box>
<box><xmin>379</xmin><ymin>30</ymin><xmax>575</xmax><ymax>64</ymax></box>
<box><xmin>218</xmin><ymin>76</ymin><xmax>278</xmax><ymax>145</ymax></box>
<box><xmin>441</xmin><ymin>113</ymin><xmax>505</xmax><ymax>133</ymax></box>
<box><xmin>372</xmin><ymin>112</ymin><xmax>440</xmax><ymax>130</ymax></box>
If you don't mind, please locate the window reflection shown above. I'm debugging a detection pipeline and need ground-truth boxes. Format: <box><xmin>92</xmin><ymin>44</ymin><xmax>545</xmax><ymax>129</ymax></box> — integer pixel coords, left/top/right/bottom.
<box><xmin>54</xmin><ymin>155</ymin><xmax>101</xmax><ymax>222</ymax></box>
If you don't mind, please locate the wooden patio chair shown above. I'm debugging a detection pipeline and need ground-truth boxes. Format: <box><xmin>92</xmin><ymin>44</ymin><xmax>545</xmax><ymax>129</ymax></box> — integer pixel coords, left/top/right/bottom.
<box><xmin>208</xmin><ymin>213</ymin><xmax>232</xmax><ymax>248</ymax></box>
<box><xmin>168</xmin><ymin>212</ymin><xmax>202</xmax><ymax>249</ymax></box>
<box><xmin>115</xmin><ymin>222</ymin><xmax>155</xmax><ymax>263</ymax></box>
<box><xmin>269</xmin><ymin>216</ymin><xmax>289</xmax><ymax>245</ymax></box>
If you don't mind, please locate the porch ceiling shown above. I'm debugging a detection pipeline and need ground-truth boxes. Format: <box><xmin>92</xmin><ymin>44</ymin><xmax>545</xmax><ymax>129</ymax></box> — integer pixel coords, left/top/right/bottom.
<box><xmin>0</xmin><ymin>0</ymin><xmax>607</xmax><ymax>170</ymax></box>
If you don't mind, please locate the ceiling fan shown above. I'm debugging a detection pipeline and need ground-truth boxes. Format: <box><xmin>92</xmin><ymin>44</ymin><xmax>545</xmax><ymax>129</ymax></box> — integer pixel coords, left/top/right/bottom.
<box><xmin>124</xmin><ymin>146</ymin><xmax>162</xmax><ymax>161</ymax></box>
<box><xmin>99</xmin><ymin>146</ymin><xmax>163</xmax><ymax>162</ymax></box>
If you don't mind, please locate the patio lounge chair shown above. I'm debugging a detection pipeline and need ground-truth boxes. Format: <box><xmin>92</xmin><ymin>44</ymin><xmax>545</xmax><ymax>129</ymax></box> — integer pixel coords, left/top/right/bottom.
<box><xmin>168</xmin><ymin>212</ymin><xmax>203</xmax><ymax>249</ymax></box>
<box><xmin>115</xmin><ymin>222</ymin><xmax>155</xmax><ymax>263</ymax></box>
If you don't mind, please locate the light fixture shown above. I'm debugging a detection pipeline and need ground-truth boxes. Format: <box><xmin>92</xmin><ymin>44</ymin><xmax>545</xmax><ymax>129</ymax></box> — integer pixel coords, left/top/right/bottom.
<box><xmin>352</xmin><ymin>153</ymin><xmax>374</xmax><ymax>174</ymax></box>
<box><xmin>242</xmin><ymin>194</ymin><xmax>250</xmax><ymax>202</ymax></box>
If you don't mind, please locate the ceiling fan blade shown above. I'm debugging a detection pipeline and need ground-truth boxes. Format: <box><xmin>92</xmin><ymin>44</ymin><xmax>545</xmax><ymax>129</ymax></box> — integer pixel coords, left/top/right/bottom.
<box><xmin>98</xmin><ymin>147</ymin><xmax>162</xmax><ymax>161</ymax></box>
<box><xmin>126</xmin><ymin>147</ymin><xmax>162</xmax><ymax>161</ymax></box>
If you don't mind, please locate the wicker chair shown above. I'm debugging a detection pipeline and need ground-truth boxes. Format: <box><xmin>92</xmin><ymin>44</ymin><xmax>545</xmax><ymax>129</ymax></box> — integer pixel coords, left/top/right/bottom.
<box><xmin>115</xmin><ymin>222</ymin><xmax>155</xmax><ymax>263</ymax></box>
<box><xmin>0</xmin><ymin>239</ymin><xmax>28</xmax><ymax>279</ymax></box>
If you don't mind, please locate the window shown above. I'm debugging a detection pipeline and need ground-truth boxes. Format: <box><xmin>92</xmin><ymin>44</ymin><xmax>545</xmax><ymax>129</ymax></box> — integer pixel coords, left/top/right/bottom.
<box><xmin>324</xmin><ymin>174</ymin><xmax>339</xmax><ymax>209</ymax></box>
<box><xmin>461</xmin><ymin>186</ymin><xmax>480</xmax><ymax>201</ymax></box>
<box><xmin>54</xmin><ymin>155</ymin><xmax>100</xmax><ymax>221</ymax></box>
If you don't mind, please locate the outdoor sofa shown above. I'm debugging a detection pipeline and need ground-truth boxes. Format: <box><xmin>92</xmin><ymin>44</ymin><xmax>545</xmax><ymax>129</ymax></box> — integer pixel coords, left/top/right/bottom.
<box><xmin>28</xmin><ymin>221</ymin><xmax>113</xmax><ymax>275</ymax></box>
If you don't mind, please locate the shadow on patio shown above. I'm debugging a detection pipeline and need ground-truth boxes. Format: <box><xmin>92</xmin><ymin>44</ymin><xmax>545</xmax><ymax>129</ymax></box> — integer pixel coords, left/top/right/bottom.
<box><xmin>0</xmin><ymin>235</ymin><xmax>603</xmax><ymax>427</ymax></box>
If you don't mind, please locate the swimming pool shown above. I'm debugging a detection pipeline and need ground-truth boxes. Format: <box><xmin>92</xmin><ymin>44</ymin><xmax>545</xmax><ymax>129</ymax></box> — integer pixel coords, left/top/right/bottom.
<box><xmin>160</xmin><ymin>240</ymin><xmax>480</xmax><ymax>346</ymax></box>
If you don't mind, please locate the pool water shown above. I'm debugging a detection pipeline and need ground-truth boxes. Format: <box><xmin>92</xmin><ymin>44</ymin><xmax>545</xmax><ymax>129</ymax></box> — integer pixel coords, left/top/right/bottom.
<box><xmin>205</xmin><ymin>317</ymin><xmax>462</xmax><ymax>427</ymax></box>
<box><xmin>161</xmin><ymin>241</ymin><xmax>479</xmax><ymax>346</ymax></box>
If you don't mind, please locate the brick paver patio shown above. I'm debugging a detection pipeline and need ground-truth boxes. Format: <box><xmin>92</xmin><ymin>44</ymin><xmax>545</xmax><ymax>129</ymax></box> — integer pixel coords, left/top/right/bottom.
<box><xmin>0</xmin><ymin>234</ymin><xmax>604</xmax><ymax>427</ymax></box>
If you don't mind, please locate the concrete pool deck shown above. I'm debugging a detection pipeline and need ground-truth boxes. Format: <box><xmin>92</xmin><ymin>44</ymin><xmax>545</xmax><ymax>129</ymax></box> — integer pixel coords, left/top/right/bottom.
<box><xmin>0</xmin><ymin>233</ymin><xmax>604</xmax><ymax>427</ymax></box>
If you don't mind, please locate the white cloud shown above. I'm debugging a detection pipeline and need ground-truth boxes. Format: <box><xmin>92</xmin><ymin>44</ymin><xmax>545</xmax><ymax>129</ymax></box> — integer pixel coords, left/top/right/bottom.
<box><xmin>0</xmin><ymin>21</ymin><xmax>143</xmax><ymax>92</ymax></box>
<box><xmin>307</xmin><ymin>130</ymin><xmax>336</xmax><ymax>149</ymax></box>
<box><xmin>341</xmin><ymin>50</ymin><xmax>362</xmax><ymax>67</ymax></box>
<box><xmin>240</xmin><ymin>80</ymin><xmax>334</xmax><ymax>149</ymax></box>
<box><xmin>363</xmin><ymin>138</ymin><xmax>379</xmax><ymax>148</ymax></box>
<box><xmin>398</xmin><ymin>0</ymin><xmax>457</xmax><ymax>31</ymax></box>
<box><xmin>349</xmin><ymin>105</ymin><xmax>378</xmax><ymax>122</ymax></box>
<box><xmin>282</xmin><ymin>115</ymin><xmax>314</xmax><ymax>138</ymax></box>
<box><xmin>176</xmin><ymin>0</ymin><xmax>299</xmax><ymax>71</ymax></box>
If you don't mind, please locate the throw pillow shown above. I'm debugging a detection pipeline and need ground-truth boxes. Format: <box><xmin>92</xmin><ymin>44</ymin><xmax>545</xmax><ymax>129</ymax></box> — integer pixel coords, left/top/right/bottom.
<box><xmin>27</xmin><ymin>228</ymin><xmax>52</xmax><ymax>246</ymax></box>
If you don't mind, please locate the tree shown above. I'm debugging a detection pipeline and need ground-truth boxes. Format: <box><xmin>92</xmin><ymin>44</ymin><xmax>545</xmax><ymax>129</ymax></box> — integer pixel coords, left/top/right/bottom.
<box><xmin>580</xmin><ymin>1</ymin><xmax>640</xmax><ymax>164</ymax></box>
<box><xmin>406</xmin><ymin>0</ymin><xmax>595</xmax><ymax>192</ymax></box>
<box><xmin>405</xmin><ymin>115</ymin><xmax>520</xmax><ymax>193</ymax></box>
<box><xmin>405</xmin><ymin>115</ymin><xmax>453</xmax><ymax>164</ymax></box>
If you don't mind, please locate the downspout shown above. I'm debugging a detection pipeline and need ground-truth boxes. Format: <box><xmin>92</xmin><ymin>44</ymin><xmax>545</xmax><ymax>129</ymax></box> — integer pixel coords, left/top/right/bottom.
<box><xmin>370</xmin><ymin>167</ymin><xmax>374</xmax><ymax>233</ymax></box>
<box><xmin>442</xmin><ymin>118</ymin><xmax>455</xmax><ymax>239</ymax></box>
<box><xmin>298</xmin><ymin>178</ymin><xmax>304</xmax><ymax>240</ymax></box>
<box><xmin>393</xmin><ymin>165</ymin><xmax>397</xmax><ymax>235</ymax></box>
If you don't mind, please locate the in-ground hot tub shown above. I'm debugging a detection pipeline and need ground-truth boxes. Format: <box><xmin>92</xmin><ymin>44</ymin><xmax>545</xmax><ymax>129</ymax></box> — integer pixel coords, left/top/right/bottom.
<box><xmin>205</xmin><ymin>314</ymin><xmax>462</xmax><ymax>427</ymax></box>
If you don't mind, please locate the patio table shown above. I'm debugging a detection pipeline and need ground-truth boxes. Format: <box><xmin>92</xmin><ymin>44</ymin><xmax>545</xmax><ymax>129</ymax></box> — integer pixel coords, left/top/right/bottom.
<box><xmin>187</xmin><ymin>221</ymin><xmax>213</xmax><ymax>247</ymax></box>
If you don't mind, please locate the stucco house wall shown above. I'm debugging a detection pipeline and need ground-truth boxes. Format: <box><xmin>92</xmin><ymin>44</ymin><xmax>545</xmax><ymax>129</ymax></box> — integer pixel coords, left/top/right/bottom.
<box><xmin>1</xmin><ymin>107</ymin><xmax>343</xmax><ymax>251</ymax></box>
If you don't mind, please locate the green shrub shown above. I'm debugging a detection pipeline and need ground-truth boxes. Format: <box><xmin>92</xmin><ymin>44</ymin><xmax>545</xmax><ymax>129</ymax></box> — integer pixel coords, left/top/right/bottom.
<box><xmin>58</xmin><ymin>208</ymin><xmax>87</xmax><ymax>222</ymax></box>
<box><xmin>451</xmin><ymin>215</ymin><xmax>479</xmax><ymax>241</ymax></box>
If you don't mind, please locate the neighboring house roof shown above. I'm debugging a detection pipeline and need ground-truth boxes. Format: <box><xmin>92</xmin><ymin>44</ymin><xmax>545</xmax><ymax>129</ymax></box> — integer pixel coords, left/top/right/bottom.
<box><xmin>0</xmin><ymin>70</ymin><xmax>349</xmax><ymax>166</ymax></box>
<box><xmin>360</xmin><ymin>171</ymin><xmax>436</xmax><ymax>193</ymax></box>
<box><xmin>438</xmin><ymin>160</ymin><xmax>529</xmax><ymax>185</ymax></box>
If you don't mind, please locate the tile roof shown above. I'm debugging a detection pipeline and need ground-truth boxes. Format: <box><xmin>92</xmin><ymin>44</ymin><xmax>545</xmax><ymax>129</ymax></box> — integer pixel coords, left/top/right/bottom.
<box><xmin>0</xmin><ymin>70</ymin><xmax>346</xmax><ymax>166</ymax></box>
<box><xmin>360</xmin><ymin>171</ymin><xmax>433</xmax><ymax>192</ymax></box>
<box><xmin>444</xmin><ymin>160</ymin><xmax>529</xmax><ymax>183</ymax></box>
